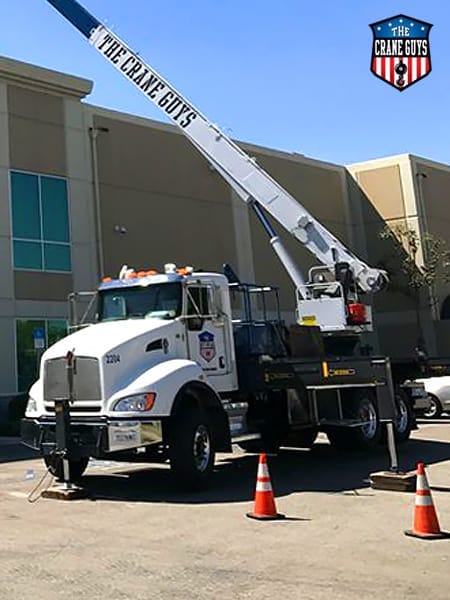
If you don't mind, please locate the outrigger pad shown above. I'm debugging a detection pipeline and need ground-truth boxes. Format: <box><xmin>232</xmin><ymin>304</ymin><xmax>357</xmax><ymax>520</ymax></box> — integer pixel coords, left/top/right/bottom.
<box><xmin>41</xmin><ymin>484</ymin><xmax>88</xmax><ymax>501</ymax></box>
<box><xmin>369</xmin><ymin>470</ymin><xmax>416</xmax><ymax>492</ymax></box>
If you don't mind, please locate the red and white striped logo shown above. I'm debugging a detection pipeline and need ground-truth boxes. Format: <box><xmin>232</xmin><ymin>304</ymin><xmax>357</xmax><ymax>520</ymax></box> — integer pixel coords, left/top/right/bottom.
<box><xmin>370</xmin><ymin>15</ymin><xmax>433</xmax><ymax>91</ymax></box>
<box><xmin>371</xmin><ymin>57</ymin><xmax>431</xmax><ymax>91</ymax></box>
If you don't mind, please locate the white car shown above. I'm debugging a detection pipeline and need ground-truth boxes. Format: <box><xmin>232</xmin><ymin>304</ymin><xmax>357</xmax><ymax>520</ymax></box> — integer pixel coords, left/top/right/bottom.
<box><xmin>416</xmin><ymin>377</ymin><xmax>450</xmax><ymax>418</ymax></box>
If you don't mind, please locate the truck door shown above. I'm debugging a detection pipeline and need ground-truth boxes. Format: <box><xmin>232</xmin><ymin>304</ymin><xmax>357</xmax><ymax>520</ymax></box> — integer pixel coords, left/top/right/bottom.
<box><xmin>185</xmin><ymin>283</ymin><xmax>230</xmax><ymax>378</ymax></box>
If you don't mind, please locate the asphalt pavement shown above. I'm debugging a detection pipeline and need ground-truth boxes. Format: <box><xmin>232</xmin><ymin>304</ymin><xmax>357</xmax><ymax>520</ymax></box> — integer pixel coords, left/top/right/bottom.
<box><xmin>1</xmin><ymin>422</ymin><xmax>450</xmax><ymax>600</ymax></box>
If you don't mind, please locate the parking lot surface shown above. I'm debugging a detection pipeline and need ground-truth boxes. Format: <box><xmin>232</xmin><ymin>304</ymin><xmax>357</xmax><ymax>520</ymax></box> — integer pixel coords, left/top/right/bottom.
<box><xmin>1</xmin><ymin>421</ymin><xmax>450</xmax><ymax>600</ymax></box>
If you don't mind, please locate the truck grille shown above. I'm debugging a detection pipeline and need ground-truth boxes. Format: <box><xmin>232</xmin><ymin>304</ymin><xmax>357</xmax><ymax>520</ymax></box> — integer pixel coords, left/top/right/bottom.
<box><xmin>43</xmin><ymin>357</ymin><xmax>102</xmax><ymax>411</ymax></box>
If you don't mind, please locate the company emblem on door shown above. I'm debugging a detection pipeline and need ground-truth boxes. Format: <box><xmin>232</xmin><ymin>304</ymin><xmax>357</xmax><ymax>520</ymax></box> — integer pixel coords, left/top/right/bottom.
<box><xmin>198</xmin><ymin>331</ymin><xmax>216</xmax><ymax>362</ymax></box>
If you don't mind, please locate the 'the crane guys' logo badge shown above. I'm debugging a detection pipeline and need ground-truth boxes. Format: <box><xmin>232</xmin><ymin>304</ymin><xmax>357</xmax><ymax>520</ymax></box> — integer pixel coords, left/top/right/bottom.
<box><xmin>198</xmin><ymin>331</ymin><xmax>216</xmax><ymax>362</ymax></box>
<box><xmin>370</xmin><ymin>15</ymin><xmax>433</xmax><ymax>91</ymax></box>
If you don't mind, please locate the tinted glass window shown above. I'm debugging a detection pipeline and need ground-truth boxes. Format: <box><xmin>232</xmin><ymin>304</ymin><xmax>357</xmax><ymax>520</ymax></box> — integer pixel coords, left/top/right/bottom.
<box><xmin>11</xmin><ymin>172</ymin><xmax>40</xmax><ymax>239</ymax></box>
<box><xmin>41</xmin><ymin>177</ymin><xmax>70</xmax><ymax>242</ymax></box>
<box><xmin>11</xmin><ymin>171</ymin><xmax>71</xmax><ymax>272</ymax></box>
<box><xmin>99</xmin><ymin>283</ymin><xmax>182</xmax><ymax>321</ymax></box>
<box><xmin>187</xmin><ymin>286</ymin><xmax>212</xmax><ymax>316</ymax></box>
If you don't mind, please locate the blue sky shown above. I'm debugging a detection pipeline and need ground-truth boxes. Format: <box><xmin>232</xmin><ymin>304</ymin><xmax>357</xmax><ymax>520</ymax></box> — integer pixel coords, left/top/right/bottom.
<box><xmin>2</xmin><ymin>1</ymin><xmax>448</xmax><ymax>165</ymax></box>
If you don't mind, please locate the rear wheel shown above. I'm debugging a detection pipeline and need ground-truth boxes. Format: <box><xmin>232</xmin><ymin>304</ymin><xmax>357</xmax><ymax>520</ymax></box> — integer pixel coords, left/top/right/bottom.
<box><xmin>351</xmin><ymin>391</ymin><xmax>381</xmax><ymax>449</ymax></box>
<box><xmin>423</xmin><ymin>395</ymin><xmax>443</xmax><ymax>419</ymax></box>
<box><xmin>44</xmin><ymin>455</ymin><xmax>89</xmax><ymax>482</ymax></box>
<box><xmin>169</xmin><ymin>407</ymin><xmax>215</xmax><ymax>488</ymax></box>
<box><xmin>327</xmin><ymin>390</ymin><xmax>381</xmax><ymax>450</ymax></box>
<box><xmin>394</xmin><ymin>391</ymin><xmax>413</xmax><ymax>443</ymax></box>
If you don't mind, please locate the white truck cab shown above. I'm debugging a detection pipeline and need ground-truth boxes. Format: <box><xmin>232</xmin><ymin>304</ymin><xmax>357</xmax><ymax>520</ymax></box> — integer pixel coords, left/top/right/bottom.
<box><xmin>24</xmin><ymin>264</ymin><xmax>244</xmax><ymax>485</ymax></box>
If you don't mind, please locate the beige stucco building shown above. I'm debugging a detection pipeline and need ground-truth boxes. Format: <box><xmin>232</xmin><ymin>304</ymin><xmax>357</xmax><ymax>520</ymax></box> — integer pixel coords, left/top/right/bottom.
<box><xmin>348</xmin><ymin>155</ymin><xmax>450</xmax><ymax>358</ymax></box>
<box><xmin>1</xmin><ymin>55</ymin><xmax>449</xmax><ymax>396</ymax></box>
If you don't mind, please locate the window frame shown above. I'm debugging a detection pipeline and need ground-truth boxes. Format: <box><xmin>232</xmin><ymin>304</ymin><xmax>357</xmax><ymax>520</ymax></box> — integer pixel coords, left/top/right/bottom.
<box><xmin>9</xmin><ymin>169</ymin><xmax>72</xmax><ymax>274</ymax></box>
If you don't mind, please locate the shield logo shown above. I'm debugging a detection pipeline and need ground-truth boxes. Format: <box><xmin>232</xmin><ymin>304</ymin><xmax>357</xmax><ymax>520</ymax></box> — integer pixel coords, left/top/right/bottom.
<box><xmin>198</xmin><ymin>331</ymin><xmax>216</xmax><ymax>362</ymax></box>
<box><xmin>370</xmin><ymin>15</ymin><xmax>432</xmax><ymax>91</ymax></box>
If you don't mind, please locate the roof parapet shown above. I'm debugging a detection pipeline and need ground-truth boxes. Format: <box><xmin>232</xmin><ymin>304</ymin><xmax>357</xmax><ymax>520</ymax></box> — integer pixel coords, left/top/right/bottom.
<box><xmin>0</xmin><ymin>55</ymin><xmax>93</xmax><ymax>99</ymax></box>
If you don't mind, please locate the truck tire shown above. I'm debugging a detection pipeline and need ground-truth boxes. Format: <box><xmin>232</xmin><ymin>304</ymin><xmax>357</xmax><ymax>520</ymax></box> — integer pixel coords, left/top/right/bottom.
<box><xmin>394</xmin><ymin>391</ymin><xmax>413</xmax><ymax>443</ymax></box>
<box><xmin>350</xmin><ymin>390</ymin><xmax>382</xmax><ymax>449</ymax></box>
<box><xmin>169</xmin><ymin>407</ymin><xmax>215</xmax><ymax>488</ymax></box>
<box><xmin>327</xmin><ymin>390</ymin><xmax>381</xmax><ymax>450</ymax></box>
<box><xmin>44</xmin><ymin>455</ymin><xmax>89</xmax><ymax>482</ymax></box>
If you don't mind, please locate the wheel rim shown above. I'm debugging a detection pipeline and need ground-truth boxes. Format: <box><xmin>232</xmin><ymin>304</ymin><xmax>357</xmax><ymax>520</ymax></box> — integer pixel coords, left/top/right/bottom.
<box><xmin>396</xmin><ymin>397</ymin><xmax>408</xmax><ymax>433</ymax></box>
<box><xmin>424</xmin><ymin>398</ymin><xmax>438</xmax><ymax>418</ymax></box>
<box><xmin>193</xmin><ymin>424</ymin><xmax>211</xmax><ymax>472</ymax></box>
<box><xmin>359</xmin><ymin>400</ymin><xmax>378</xmax><ymax>439</ymax></box>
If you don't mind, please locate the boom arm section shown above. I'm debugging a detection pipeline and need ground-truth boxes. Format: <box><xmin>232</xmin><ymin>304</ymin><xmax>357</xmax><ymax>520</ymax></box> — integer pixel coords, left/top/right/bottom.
<box><xmin>46</xmin><ymin>0</ymin><xmax>387</xmax><ymax>294</ymax></box>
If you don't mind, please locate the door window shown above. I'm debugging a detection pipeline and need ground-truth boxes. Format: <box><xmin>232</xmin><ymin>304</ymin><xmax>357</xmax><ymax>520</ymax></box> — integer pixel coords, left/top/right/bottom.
<box><xmin>187</xmin><ymin>286</ymin><xmax>214</xmax><ymax>317</ymax></box>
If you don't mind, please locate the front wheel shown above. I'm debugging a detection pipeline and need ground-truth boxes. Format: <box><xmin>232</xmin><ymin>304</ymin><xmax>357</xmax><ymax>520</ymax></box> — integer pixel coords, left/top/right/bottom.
<box><xmin>169</xmin><ymin>408</ymin><xmax>215</xmax><ymax>489</ymax></box>
<box><xmin>44</xmin><ymin>455</ymin><xmax>89</xmax><ymax>482</ymax></box>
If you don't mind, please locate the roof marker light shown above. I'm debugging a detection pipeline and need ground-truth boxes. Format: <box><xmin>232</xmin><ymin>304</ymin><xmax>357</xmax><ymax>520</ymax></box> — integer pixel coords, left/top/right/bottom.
<box><xmin>164</xmin><ymin>263</ymin><xmax>177</xmax><ymax>274</ymax></box>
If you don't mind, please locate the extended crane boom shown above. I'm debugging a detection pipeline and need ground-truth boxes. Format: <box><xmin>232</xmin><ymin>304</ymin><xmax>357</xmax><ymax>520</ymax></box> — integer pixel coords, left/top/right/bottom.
<box><xmin>45</xmin><ymin>0</ymin><xmax>388</xmax><ymax>333</ymax></box>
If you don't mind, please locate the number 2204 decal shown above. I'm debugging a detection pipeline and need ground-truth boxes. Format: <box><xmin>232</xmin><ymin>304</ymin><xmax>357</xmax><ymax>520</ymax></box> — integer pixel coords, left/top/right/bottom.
<box><xmin>106</xmin><ymin>354</ymin><xmax>121</xmax><ymax>364</ymax></box>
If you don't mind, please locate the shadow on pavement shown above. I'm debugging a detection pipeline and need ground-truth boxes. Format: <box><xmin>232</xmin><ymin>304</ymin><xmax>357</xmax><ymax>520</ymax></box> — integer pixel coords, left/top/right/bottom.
<box><xmin>0</xmin><ymin>438</ymin><xmax>38</xmax><ymax>463</ymax></box>
<box><xmin>81</xmin><ymin>436</ymin><xmax>450</xmax><ymax>505</ymax></box>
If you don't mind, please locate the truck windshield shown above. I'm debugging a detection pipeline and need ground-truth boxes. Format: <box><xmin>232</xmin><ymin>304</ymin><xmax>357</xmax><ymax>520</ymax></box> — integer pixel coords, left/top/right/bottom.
<box><xmin>98</xmin><ymin>282</ymin><xmax>182</xmax><ymax>321</ymax></box>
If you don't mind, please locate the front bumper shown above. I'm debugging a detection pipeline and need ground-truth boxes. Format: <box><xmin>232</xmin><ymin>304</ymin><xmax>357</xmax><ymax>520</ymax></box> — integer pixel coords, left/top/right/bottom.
<box><xmin>21</xmin><ymin>417</ymin><xmax>163</xmax><ymax>459</ymax></box>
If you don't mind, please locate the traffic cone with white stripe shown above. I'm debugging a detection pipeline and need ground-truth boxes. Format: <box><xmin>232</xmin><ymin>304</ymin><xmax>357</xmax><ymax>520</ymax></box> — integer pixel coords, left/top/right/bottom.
<box><xmin>405</xmin><ymin>463</ymin><xmax>448</xmax><ymax>539</ymax></box>
<box><xmin>246</xmin><ymin>453</ymin><xmax>285</xmax><ymax>521</ymax></box>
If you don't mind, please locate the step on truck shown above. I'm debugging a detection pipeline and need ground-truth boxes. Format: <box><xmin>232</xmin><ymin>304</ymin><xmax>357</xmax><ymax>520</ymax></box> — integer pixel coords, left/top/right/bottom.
<box><xmin>21</xmin><ymin>0</ymin><xmax>427</xmax><ymax>486</ymax></box>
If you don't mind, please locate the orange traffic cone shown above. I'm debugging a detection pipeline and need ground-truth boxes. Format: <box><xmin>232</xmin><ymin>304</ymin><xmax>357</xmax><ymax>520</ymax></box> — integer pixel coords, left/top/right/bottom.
<box><xmin>246</xmin><ymin>453</ymin><xmax>285</xmax><ymax>521</ymax></box>
<box><xmin>405</xmin><ymin>463</ymin><xmax>449</xmax><ymax>540</ymax></box>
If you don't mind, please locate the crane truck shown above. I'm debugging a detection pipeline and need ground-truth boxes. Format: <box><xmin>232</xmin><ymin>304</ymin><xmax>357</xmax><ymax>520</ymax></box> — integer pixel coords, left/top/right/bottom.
<box><xmin>21</xmin><ymin>0</ymin><xmax>426</xmax><ymax>487</ymax></box>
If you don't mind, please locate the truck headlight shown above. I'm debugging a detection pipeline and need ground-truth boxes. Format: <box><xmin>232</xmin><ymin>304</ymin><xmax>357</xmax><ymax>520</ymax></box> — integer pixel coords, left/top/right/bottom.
<box><xmin>113</xmin><ymin>393</ymin><xmax>156</xmax><ymax>412</ymax></box>
<box><xmin>26</xmin><ymin>397</ymin><xmax>38</xmax><ymax>413</ymax></box>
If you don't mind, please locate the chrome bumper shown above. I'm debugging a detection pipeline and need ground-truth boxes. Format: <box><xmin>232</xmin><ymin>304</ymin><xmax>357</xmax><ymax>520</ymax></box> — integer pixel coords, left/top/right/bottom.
<box><xmin>21</xmin><ymin>417</ymin><xmax>163</xmax><ymax>457</ymax></box>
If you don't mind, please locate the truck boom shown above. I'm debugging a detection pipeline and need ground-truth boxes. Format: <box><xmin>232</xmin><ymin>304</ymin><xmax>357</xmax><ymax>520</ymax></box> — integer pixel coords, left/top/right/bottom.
<box><xmin>46</xmin><ymin>0</ymin><xmax>387</xmax><ymax>308</ymax></box>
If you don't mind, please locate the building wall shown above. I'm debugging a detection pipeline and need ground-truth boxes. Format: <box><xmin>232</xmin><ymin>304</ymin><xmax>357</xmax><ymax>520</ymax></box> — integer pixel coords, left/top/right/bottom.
<box><xmin>348</xmin><ymin>155</ymin><xmax>450</xmax><ymax>357</ymax></box>
<box><xmin>411</xmin><ymin>158</ymin><xmax>450</xmax><ymax>355</ymax></box>
<box><xmin>0</xmin><ymin>80</ymin><xmax>16</xmax><ymax>393</ymax></box>
<box><xmin>91</xmin><ymin>112</ymin><xmax>239</xmax><ymax>279</ymax></box>
<box><xmin>347</xmin><ymin>157</ymin><xmax>429</xmax><ymax>356</ymax></box>
<box><xmin>0</xmin><ymin>57</ymin><xmax>93</xmax><ymax>394</ymax></box>
<box><xmin>2</xmin><ymin>55</ymin><xmax>450</xmax><ymax>392</ymax></box>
